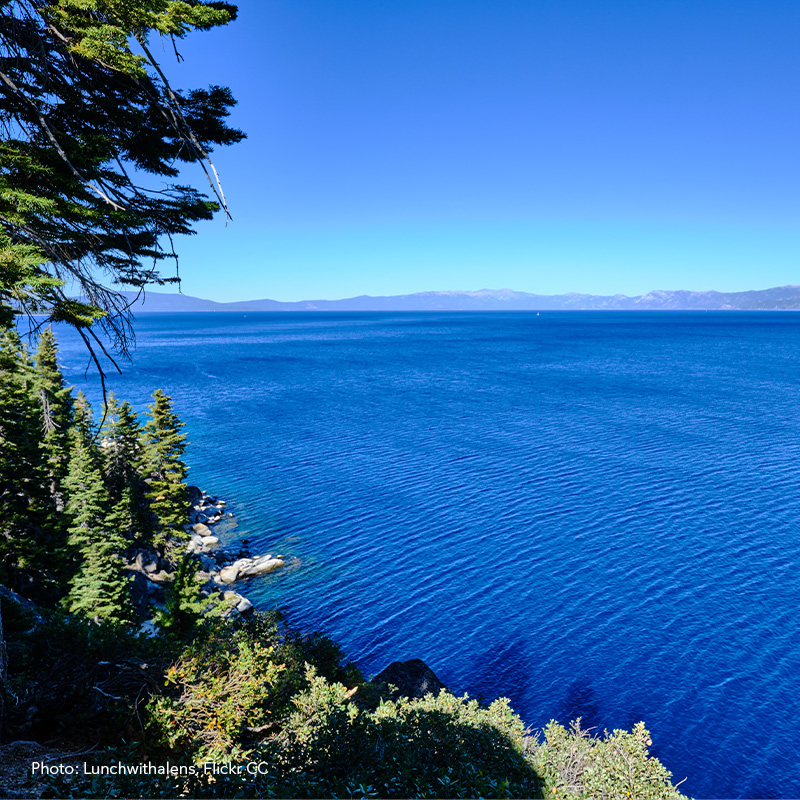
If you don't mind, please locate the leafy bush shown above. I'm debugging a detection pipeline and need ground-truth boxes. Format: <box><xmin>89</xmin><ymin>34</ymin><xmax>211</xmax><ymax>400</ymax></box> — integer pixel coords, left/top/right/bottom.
<box><xmin>145</xmin><ymin>611</ymin><xmax>361</xmax><ymax>762</ymax></box>
<box><xmin>530</xmin><ymin>719</ymin><xmax>688</xmax><ymax>800</ymax></box>
<box><xmin>6</xmin><ymin>603</ymin><xmax>690</xmax><ymax>800</ymax></box>
<box><xmin>251</xmin><ymin>667</ymin><xmax>542</xmax><ymax>798</ymax></box>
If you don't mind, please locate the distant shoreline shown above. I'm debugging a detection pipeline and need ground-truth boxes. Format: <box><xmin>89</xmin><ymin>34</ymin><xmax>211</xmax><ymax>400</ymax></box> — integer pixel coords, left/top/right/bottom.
<box><xmin>108</xmin><ymin>285</ymin><xmax>800</xmax><ymax>313</ymax></box>
<box><xmin>129</xmin><ymin>307</ymin><xmax>800</xmax><ymax>313</ymax></box>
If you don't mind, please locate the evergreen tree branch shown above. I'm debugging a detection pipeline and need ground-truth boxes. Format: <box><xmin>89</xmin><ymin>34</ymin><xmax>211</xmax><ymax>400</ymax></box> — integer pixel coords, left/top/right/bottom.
<box><xmin>133</xmin><ymin>34</ymin><xmax>231</xmax><ymax>222</ymax></box>
<box><xmin>0</xmin><ymin>68</ymin><xmax>125</xmax><ymax>212</ymax></box>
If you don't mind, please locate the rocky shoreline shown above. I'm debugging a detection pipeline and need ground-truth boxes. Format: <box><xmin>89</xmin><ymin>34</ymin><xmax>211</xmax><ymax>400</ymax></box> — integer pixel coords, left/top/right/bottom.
<box><xmin>126</xmin><ymin>485</ymin><xmax>294</xmax><ymax>629</ymax></box>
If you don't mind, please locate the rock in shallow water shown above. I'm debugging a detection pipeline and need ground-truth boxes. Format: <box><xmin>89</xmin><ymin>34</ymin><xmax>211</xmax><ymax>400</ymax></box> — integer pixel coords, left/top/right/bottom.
<box><xmin>191</xmin><ymin>523</ymin><xmax>212</xmax><ymax>536</ymax></box>
<box><xmin>236</xmin><ymin>597</ymin><xmax>253</xmax><ymax>613</ymax></box>
<box><xmin>215</xmin><ymin>555</ymin><xmax>285</xmax><ymax>584</ymax></box>
<box><xmin>373</xmin><ymin>659</ymin><xmax>447</xmax><ymax>699</ymax></box>
<box><xmin>218</xmin><ymin>565</ymin><xmax>240</xmax><ymax>584</ymax></box>
<box><xmin>237</xmin><ymin>556</ymin><xmax>285</xmax><ymax>577</ymax></box>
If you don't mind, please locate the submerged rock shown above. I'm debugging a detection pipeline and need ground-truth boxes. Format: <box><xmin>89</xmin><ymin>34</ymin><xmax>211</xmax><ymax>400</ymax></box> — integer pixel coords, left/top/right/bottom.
<box><xmin>213</xmin><ymin>516</ymin><xmax>239</xmax><ymax>536</ymax></box>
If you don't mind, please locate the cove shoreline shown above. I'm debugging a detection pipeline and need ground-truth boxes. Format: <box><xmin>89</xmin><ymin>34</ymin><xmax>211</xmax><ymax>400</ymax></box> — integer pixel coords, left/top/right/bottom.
<box><xmin>126</xmin><ymin>485</ymin><xmax>296</xmax><ymax>631</ymax></box>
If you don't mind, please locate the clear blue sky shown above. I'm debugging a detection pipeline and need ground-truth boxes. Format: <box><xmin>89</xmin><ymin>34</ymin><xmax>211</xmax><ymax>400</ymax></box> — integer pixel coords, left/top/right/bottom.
<box><xmin>158</xmin><ymin>0</ymin><xmax>799</xmax><ymax>302</ymax></box>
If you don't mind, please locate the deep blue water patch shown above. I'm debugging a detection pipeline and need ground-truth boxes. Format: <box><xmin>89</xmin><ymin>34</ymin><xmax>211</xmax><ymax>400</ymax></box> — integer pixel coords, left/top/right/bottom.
<box><xmin>50</xmin><ymin>311</ymin><xmax>800</xmax><ymax>799</ymax></box>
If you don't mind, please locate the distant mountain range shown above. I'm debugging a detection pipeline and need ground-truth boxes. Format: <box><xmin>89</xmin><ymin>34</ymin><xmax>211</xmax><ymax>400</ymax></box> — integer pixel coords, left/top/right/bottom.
<box><xmin>117</xmin><ymin>285</ymin><xmax>800</xmax><ymax>312</ymax></box>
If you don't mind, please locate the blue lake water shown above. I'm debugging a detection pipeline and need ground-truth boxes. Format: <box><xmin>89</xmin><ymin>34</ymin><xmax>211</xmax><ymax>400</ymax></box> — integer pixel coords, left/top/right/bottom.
<box><xmin>51</xmin><ymin>311</ymin><xmax>800</xmax><ymax>799</ymax></box>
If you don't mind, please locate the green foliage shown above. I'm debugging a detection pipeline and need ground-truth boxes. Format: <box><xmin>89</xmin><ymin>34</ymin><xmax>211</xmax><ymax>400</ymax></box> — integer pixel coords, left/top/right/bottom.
<box><xmin>155</xmin><ymin>554</ymin><xmax>220</xmax><ymax>638</ymax></box>
<box><xmin>101</xmin><ymin>394</ymin><xmax>143</xmax><ymax>499</ymax></box>
<box><xmin>101</xmin><ymin>394</ymin><xmax>151</xmax><ymax>542</ymax></box>
<box><xmin>146</xmin><ymin>611</ymin><xmax>360</xmax><ymax>763</ymax></box>
<box><xmin>0</xmin><ymin>228</ymin><xmax>61</xmax><ymax>329</ymax></box>
<box><xmin>46</xmin><ymin>0</ymin><xmax>236</xmax><ymax>76</ymax></box>
<box><xmin>62</xmin><ymin>398</ymin><xmax>133</xmax><ymax>624</ymax></box>
<box><xmin>0</xmin><ymin>329</ymin><xmax>54</xmax><ymax>594</ymax></box>
<box><xmin>265</xmin><ymin>674</ymin><xmax>542</xmax><ymax>799</ymax></box>
<box><xmin>105</xmin><ymin>483</ymin><xmax>149</xmax><ymax>546</ymax></box>
<box><xmin>62</xmin><ymin>542</ymin><xmax>134</xmax><ymax>625</ymax></box>
<box><xmin>0</xmin><ymin>0</ymin><xmax>244</xmax><ymax>351</ymax></box>
<box><xmin>71</xmin><ymin>390</ymin><xmax>96</xmax><ymax>441</ymax></box>
<box><xmin>531</xmin><ymin>719</ymin><xmax>688</xmax><ymax>800</ymax></box>
<box><xmin>63</xmin><ymin>405</ymin><xmax>110</xmax><ymax>549</ymax></box>
<box><xmin>151</xmin><ymin>618</ymin><xmax>288</xmax><ymax>761</ymax></box>
<box><xmin>141</xmin><ymin>389</ymin><xmax>189</xmax><ymax>546</ymax></box>
<box><xmin>33</xmin><ymin>327</ymin><xmax>73</xmax><ymax>511</ymax></box>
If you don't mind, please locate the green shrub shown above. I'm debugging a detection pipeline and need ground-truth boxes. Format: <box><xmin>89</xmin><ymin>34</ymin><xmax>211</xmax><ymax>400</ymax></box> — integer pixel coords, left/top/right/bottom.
<box><xmin>530</xmin><ymin>719</ymin><xmax>689</xmax><ymax>800</ymax></box>
<box><xmin>145</xmin><ymin>611</ymin><xmax>361</xmax><ymax>763</ymax></box>
<box><xmin>256</xmin><ymin>668</ymin><xmax>542</xmax><ymax>798</ymax></box>
<box><xmin>7</xmin><ymin>603</ymin><xmax>691</xmax><ymax>800</ymax></box>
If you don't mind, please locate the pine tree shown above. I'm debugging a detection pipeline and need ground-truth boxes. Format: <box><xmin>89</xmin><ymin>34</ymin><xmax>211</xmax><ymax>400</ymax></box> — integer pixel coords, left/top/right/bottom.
<box><xmin>72</xmin><ymin>390</ymin><xmax>95</xmax><ymax>443</ymax></box>
<box><xmin>0</xmin><ymin>329</ymin><xmax>52</xmax><ymax>594</ymax></box>
<box><xmin>101</xmin><ymin>395</ymin><xmax>138</xmax><ymax>494</ymax></box>
<box><xmin>101</xmin><ymin>395</ymin><xmax>151</xmax><ymax>543</ymax></box>
<box><xmin>63</xmin><ymin>421</ymin><xmax>109</xmax><ymax>551</ymax></box>
<box><xmin>141</xmin><ymin>390</ymin><xmax>189</xmax><ymax>548</ymax></box>
<box><xmin>64</xmin><ymin>540</ymin><xmax>134</xmax><ymax>625</ymax></box>
<box><xmin>156</xmin><ymin>554</ymin><xmax>219</xmax><ymax>638</ymax></box>
<box><xmin>62</xmin><ymin>390</ymin><xmax>107</xmax><ymax>550</ymax></box>
<box><xmin>1</xmin><ymin>0</ymin><xmax>244</xmax><ymax>352</ymax></box>
<box><xmin>62</xmin><ymin>394</ymin><xmax>133</xmax><ymax>622</ymax></box>
<box><xmin>33</xmin><ymin>327</ymin><xmax>73</xmax><ymax>511</ymax></box>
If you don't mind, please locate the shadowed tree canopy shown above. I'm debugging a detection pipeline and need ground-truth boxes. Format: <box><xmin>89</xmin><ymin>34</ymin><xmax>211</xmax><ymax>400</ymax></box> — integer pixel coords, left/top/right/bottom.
<box><xmin>0</xmin><ymin>0</ymin><xmax>244</xmax><ymax>367</ymax></box>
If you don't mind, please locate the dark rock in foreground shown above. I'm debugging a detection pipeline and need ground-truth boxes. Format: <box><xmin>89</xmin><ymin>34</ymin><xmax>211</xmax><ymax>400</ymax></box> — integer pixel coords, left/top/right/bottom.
<box><xmin>374</xmin><ymin>658</ymin><xmax>447</xmax><ymax>699</ymax></box>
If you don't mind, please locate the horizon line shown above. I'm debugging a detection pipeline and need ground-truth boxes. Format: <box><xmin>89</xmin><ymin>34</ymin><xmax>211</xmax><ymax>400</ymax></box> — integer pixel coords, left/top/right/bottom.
<box><xmin>128</xmin><ymin>283</ymin><xmax>800</xmax><ymax>305</ymax></box>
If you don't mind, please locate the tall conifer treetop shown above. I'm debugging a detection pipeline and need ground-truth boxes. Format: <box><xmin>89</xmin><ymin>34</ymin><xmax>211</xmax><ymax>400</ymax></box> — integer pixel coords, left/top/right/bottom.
<box><xmin>33</xmin><ymin>327</ymin><xmax>73</xmax><ymax>510</ymax></box>
<box><xmin>62</xmin><ymin>391</ymin><xmax>133</xmax><ymax>623</ymax></box>
<box><xmin>0</xmin><ymin>0</ymin><xmax>244</xmax><ymax>359</ymax></box>
<box><xmin>102</xmin><ymin>393</ymin><xmax>151</xmax><ymax>541</ymax></box>
<box><xmin>64</xmin><ymin>412</ymin><xmax>109</xmax><ymax>549</ymax></box>
<box><xmin>33</xmin><ymin>328</ymin><xmax>72</xmax><ymax>435</ymax></box>
<box><xmin>101</xmin><ymin>393</ymin><xmax>142</xmax><ymax>494</ymax></box>
<box><xmin>72</xmin><ymin>389</ymin><xmax>94</xmax><ymax>441</ymax></box>
<box><xmin>142</xmin><ymin>388</ymin><xmax>187</xmax><ymax>482</ymax></box>
<box><xmin>0</xmin><ymin>328</ymin><xmax>51</xmax><ymax>589</ymax></box>
<box><xmin>142</xmin><ymin>388</ymin><xmax>189</xmax><ymax>541</ymax></box>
